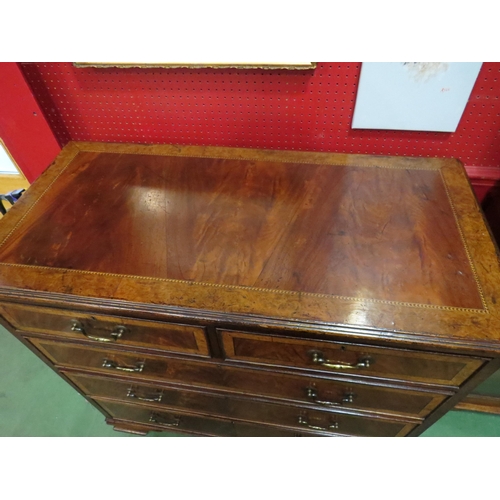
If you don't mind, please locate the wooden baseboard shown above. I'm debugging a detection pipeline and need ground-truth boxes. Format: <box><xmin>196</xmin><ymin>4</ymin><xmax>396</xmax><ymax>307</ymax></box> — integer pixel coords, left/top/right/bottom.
<box><xmin>455</xmin><ymin>395</ymin><xmax>500</xmax><ymax>415</ymax></box>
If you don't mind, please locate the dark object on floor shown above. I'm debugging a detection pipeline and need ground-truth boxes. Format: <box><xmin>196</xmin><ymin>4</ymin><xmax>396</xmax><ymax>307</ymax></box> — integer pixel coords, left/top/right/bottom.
<box><xmin>0</xmin><ymin>188</ymin><xmax>25</xmax><ymax>215</ymax></box>
<box><xmin>482</xmin><ymin>182</ymin><xmax>500</xmax><ymax>245</ymax></box>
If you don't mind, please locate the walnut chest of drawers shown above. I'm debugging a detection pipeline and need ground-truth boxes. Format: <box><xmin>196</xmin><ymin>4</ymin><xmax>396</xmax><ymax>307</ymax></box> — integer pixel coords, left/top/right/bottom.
<box><xmin>1</xmin><ymin>141</ymin><xmax>500</xmax><ymax>437</ymax></box>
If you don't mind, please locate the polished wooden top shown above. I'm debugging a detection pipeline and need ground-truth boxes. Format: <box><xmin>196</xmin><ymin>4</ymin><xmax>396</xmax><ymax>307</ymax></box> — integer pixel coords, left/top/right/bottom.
<box><xmin>1</xmin><ymin>142</ymin><xmax>499</xmax><ymax>351</ymax></box>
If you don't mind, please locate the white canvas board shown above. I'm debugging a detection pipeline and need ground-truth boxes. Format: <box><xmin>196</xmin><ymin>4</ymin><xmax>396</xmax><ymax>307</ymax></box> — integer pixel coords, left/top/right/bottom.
<box><xmin>352</xmin><ymin>62</ymin><xmax>482</xmax><ymax>132</ymax></box>
<box><xmin>0</xmin><ymin>143</ymin><xmax>19</xmax><ymax>174</ymax></box>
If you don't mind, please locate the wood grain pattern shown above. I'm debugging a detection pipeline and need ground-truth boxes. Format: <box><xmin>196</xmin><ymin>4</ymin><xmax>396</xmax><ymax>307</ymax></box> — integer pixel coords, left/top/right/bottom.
<box><xmin>63</xmin><ymin>370</ymin><xmax>447</xmax><ymax>419</ymax></box>
<box><xmin>95</xmin><ymin>398</ymin><xmax>415</xmax><ymax>437</ymax></box>
<box><xmin>220</xmin><ymin>330</ymin><xmax>485</xmax><ymax>386</ymax></box>
<box><xmin>2</xmin><ymin>142</ymin><xmax>500</xmax><ymax>437</ymax></box>
<box><xmin>0</xmin><ymin>142</ymin><xmax>498</xmax><ymax>352</ymax></box>
<box><xmin>455</xmin><ymin>394</ymin><xmax>500</xmax><ymax>414</ymax></box>
<box><xmin>0</xmin><ymin>150</ymin><xmax>484</xmax><ymax>308</ymax></box>
<box><xmin>0</xmin><ymin>302</ymin><xmax>209</xmax><ymax>356</ymax></box>
<box><xmin>101</xmin><ymin>400</ymin><xmax>326</xmax><ymax>437</ymax></box>
<box><xmin>63</xmin><ymin>371</ymin><xmax>420</xmax><ymax>434</ymax></box>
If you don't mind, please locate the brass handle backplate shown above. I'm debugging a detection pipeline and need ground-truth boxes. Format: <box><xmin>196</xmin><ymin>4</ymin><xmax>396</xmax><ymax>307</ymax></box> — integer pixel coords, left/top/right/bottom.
<box><xmin>102</xmin><ymin>359</ymin><xmax>145</xmax><ymax>373</ymax></box>
<box><xmin>298</xmin><ymin>416</ymin><xmax>339</xmax><ymax>432</ymax></box>
<box><xmin>305</xmin><ymin>387</ymin><xmax>355</xmax><ymax>406</ymax></box>
<box><xmin>127</xmin><ymin>388</ymin><xmax>162</xmax><ymax>402</ymax></box>
<box><xmin>310</xmin><ymin>350</ymin><xmax>372</xmax><ymax>370</ymax></box>
<box><xmin>71</xmin><ymin>320</ymin><xmax>126</xmax><ymax>343</ymax></box>
<box><xmin>110</xmin><ymin>325</ymin><xmax>126</xmax><ymax>340</ymax></box>
<box><xmin>149</xmin><ymin>412</ymin><xmax>180</xmax><ymax>427</ymax></box>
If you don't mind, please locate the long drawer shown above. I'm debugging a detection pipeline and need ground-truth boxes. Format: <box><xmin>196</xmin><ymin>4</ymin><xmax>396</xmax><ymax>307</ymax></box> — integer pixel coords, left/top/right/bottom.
<box><xmin>220</xmin><ymin>329</ymin><xmax>485</xmax><ymax>386</ymax></box>
<box><xmin>65</xmin><ymin>371</ymin><xmax>418</xmax><ymax>436</ymax></box>
<box><xmin>96</xmin><ymin>399</ymin><xmax>326</xmax><ymax>437</ymax></box>
<box><xmin>95</xmin><ymin>397</ymin><xmax>415</xmax><ymax>437</ymax></box>
<box><xmin>1</xmin><ymin>302</ymin><xmax>209</xmax><ymax>356</ymax></box>
<box><xmin>30</xmin><ymin>338</ymin><xmax>447</xmax><ymax>418</ymax></box>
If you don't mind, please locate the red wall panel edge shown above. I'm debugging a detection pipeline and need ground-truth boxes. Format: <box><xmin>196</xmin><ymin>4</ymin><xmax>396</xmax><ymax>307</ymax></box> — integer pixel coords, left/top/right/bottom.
<box><xmin>0</xmin><ymin>63</ymin><xmax>61</xmax><ymax>182</ymax></box>
<box><xmin>465</xmin><ymin>166</ymin><xmax>500</xmax><ymax>203</ymax></box>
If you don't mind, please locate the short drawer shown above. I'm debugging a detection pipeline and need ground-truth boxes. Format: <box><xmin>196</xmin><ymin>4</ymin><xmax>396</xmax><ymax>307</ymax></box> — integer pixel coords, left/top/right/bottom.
<box><xmin>64</xmin><ymin>364</ymin><xmax>446</xmax><ymax>419</ymax></box>
<box><xmin>0</xmin><ymin>302</ymin><xmax>209</xmax><ymax>356</ymax></box>
<box><xmin>96</xmin><ymin>399</ymin><xmax>321</xmax><ymax>437</ymax></box>
<box><xmin>95</xmin><ymin>395</ymin><xmax>414</xmax><ymax>437</ymax></box>
<box><xmin>29</xmin><ymin>337</ymin><xmax>192</xmax><ymax>380</ymax></box>
<box><xmin>219</xmin><ymin>330</ymin><xmax>485</xmax><ymax>386</ymax></box>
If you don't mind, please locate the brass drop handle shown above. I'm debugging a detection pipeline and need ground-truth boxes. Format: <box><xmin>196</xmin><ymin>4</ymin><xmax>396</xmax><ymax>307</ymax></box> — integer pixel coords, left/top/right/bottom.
<box><xmin>102</xmin><ymin>359</ymin><xmax>145</xmax><ymax>373</ymax></box>
<box><xmin>149</xmin><ymin>412</ymin><xmax>180</xmax><ymax>427</ymax></box>
<box><xmin>298</xmin><ymin>416</ymin><xmax>339</xmax><ymax>432</ymax></box>
<box><xmin>310</xmin><ymin>351</ymin><xmax>372</xmax><ymax>370</ymax></box>
<box><xmin>71</xmin><ymin>320</ymin><xmax>126</xmax><ymax>343</ymax></box>
<box><xmin>110</xmin><ymin>325</ymin><xmax>126</xmax><ymax>340</ymax></box>
<box><xmin>305</xmin><ymin>387</ymin><xmax>355</xmax><ymax>406</ymax></box>
<box><xmin>127</xmin><ymin>388</ymin><xmax>162</xmax><ymax>402</ymax></box>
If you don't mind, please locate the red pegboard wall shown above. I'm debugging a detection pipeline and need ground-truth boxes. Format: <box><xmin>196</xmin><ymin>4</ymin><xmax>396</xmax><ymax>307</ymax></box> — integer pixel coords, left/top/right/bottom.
<box><xmin>20</xmin><ymin>62</ymin><xmax>500</xmax><ymax>168</ymax></box>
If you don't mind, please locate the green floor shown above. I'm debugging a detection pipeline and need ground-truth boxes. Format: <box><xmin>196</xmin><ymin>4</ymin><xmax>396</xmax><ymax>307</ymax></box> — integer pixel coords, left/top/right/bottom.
<box><xmin>1</xmin><ymin>325</ymin><xmax>500</xmax><ymax>437</ymax></box>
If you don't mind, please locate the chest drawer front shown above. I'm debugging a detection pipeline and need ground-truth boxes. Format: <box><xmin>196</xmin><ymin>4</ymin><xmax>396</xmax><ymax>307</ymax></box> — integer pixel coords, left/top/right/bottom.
<box><xmin>71</xmin><ymin>372</ymin><xmax>320</xmax><ymax>429</ymax></box>
<box><xmin>29</xmin><ymin>337</ymin><xmax>186</xmax><ymax>380</ymax></box>
<box><xmin>219</xmin><ymin>330</ymin><xmax>484</xmax><ymax>386</ymax></box>
<box><xmin>64</xmin><ymin>365</ymin><xmax>445</xmax><ymax>419</ymax></box>
<box><xmin>31</xmin><ymin>338</ymin><xmax>446</xmax><ymax>419</ymax></box>
<box><xmin>64</xmin><ymin>371</ymin><xmax>419</xmax><ymax>436</ymax></box>
<box><xmin>1</xmin><ymin>303</ymin><xmax>209</xmax><ymax>356</ymax></box>
<box><xmin>97</xmin><ymin>399</ymin><xmax>318</xmax><ymax>437</ymax></box>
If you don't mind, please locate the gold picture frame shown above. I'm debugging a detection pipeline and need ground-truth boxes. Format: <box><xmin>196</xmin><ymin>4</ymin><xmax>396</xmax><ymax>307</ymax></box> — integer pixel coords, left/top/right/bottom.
<box><xmin>73</xmin><ymin>62</ymin><xmax>316</xmax><ymax>70</ymax></box>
